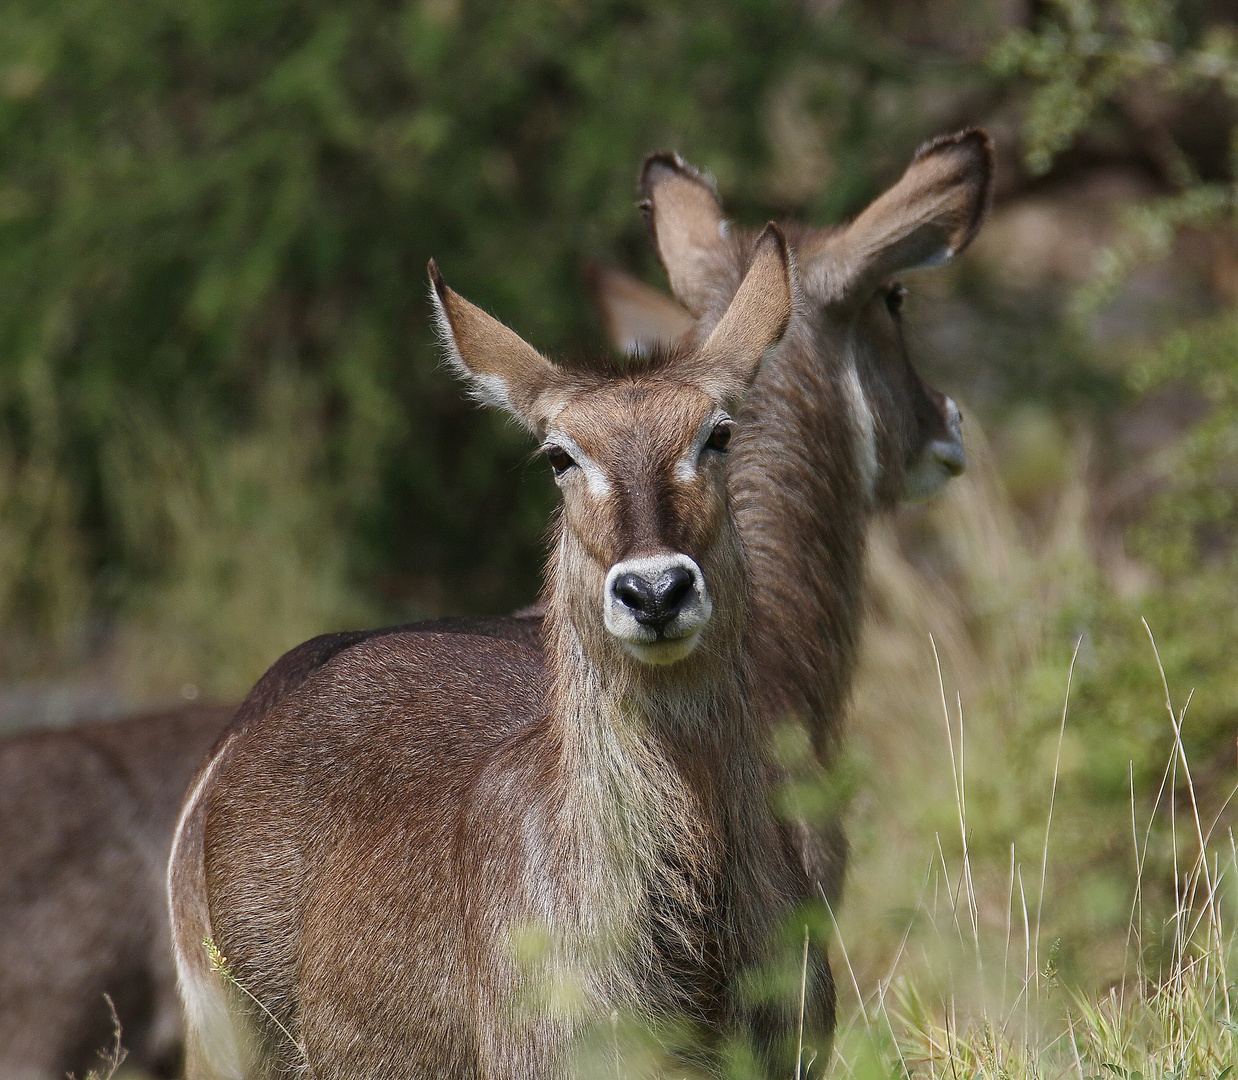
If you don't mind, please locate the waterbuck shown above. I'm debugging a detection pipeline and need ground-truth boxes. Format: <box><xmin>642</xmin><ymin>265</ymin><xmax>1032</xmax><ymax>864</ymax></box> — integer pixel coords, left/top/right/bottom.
<box><xmin>632</xmin><ymin>130</ymin><xmax>990</xmax><ymax>889</ymax></box>
<box><xmin>0</xmin><ymin>619</ymin><xmax>538</xmax><ymax>1080</ymax></box>
<box><xmin>169</xmin><ymin>226</ymin><xmax>832</xmax><ymax>1077</ymax></box>
<box><xmin>0</xmin><ymin>704</ymin><xmax>233</xmax><ymax>1079</ymax></box>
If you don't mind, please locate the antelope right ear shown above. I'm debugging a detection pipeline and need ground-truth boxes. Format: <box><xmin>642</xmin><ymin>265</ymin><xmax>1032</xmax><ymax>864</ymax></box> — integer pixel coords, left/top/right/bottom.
<box><xmin>639</xmin><ymin>153</ymin><xmax>731</xmax><ymax>317</ymax></box>
<box><xmin>585</xmin><ymin>262</ymin><xmax>695</xmax><ymax>355</ymax></box>
<box><xmin>803</xmin><ymin>128</ymin><xmax>993</xmax><ymax>302</ymax></box>
<box><xmin>429</xmin><ymin>261</ymin><xmax>563</xmax><ymax>434</ymax></box>
<box><xmin>680</xmin><ymin>224</ymin><xmax>792</xmax><ymax>410</ymax></box>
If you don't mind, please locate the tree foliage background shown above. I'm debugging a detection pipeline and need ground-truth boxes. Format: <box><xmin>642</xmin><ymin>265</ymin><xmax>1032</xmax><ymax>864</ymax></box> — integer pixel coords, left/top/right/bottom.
<box><xmin>0</xmin><ymin>0</ymin><xmax>1014</xmax><ymax>694</ymax></box>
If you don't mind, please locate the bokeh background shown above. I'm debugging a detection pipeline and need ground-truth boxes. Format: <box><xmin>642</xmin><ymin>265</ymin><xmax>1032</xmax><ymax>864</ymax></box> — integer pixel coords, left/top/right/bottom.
<box><xmin>2</xmin><ymin>0</ymin><xmax>1237</xmax><ymax>1061</ymax></box>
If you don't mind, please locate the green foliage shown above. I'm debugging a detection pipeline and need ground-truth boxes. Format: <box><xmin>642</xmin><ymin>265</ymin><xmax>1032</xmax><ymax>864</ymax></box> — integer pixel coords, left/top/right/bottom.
<box><xmin>994</xmin><ymin>0</ymin><xmax>1238</xmax><ymax>575</ymax></box>
<box><xmin>0</xmin><ymin>0</ymin><xmax>997</xmax><ymax>694</ymax></box>
<box><xmin>992</xmin><ymin>0</ymin><xmax>1238</xmax><ymax>177</ymax></box>
<box><xmin>955</xmin><ymin>0</ymin><xmax>1238</xmax><ymax>965</ymax></box>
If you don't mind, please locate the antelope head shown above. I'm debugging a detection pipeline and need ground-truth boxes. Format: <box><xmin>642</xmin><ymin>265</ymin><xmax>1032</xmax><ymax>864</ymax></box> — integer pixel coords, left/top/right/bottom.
<box><xmin>637</xmin><ymin>129</ymin><xmax>993</xmax><ymax>506</ymax></box>
<box><xmin>430</xmin><ymin>226</ymin><xmax>792</xmax><ymax>667</ymax></box>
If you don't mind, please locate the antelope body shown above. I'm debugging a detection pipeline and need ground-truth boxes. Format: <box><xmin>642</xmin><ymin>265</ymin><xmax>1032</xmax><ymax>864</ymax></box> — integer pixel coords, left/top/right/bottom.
<box><xmin>0</xmin><ymin>704</ymin><xmax>232</xmax><ymax>1080</ymax></box>
<box><xmin>0</xmin><ymin>616</ymin><xmax>537</xmax><ymax>1080</ymax></box>
<box><xmin>170</xmin><ymin>228</ymin><xmax>830</xmax><ymax>1077</ymax></box>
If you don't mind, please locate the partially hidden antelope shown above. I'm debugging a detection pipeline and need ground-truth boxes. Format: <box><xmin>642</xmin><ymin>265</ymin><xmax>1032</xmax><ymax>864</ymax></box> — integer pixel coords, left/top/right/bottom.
<box><xmin>169</xmin><ymin>226</ymin><xmax>835</xmax><ymax>1078</ymax></box>
<box><xmin>0</xmin><ymin>703</ymin><xmax>234</xmax><ymax>1080</ymax></box>
<box><xmin>611</xmin><ymin>130</ymin><xmax>992</xmax><ymax>902</ymax></box>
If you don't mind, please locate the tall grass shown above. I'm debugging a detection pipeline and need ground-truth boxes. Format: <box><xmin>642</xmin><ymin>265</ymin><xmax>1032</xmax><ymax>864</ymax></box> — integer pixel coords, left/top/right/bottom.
<box><xmin>828</xmin><ymin>650</ymin><xmax>1238</xmax><ymax>1079</ymax></box>
<box><xmin>820</xmin><ymin>426</ymin><xmax>1238</xmax><ymax>1080</ymax></box>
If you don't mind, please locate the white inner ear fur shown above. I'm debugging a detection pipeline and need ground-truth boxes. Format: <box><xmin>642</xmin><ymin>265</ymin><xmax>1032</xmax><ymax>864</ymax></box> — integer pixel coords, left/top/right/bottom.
<box><xmin>673</xmin><ymin>410</ymin><xmax>730</xmax><ymax>484</ymax></box>
<box><xmin>545</xmin><ymin>430</ymin><xmax>611</xmax><ymax>498</ymax></box>
<box><xmin>427</xmin><ymin>279</ymin><xmax>465</xmax><ymax>372</ymax></box>
<box><xmin>428</xmin><ymin>280</ymin><xmax>527</xmax><ymax>425</ymax></box>
<box><xmin>841</xmin><ymin>352</ymin><xmax>878</xmax><ymax>503</ymax></box>
<box><xmin>468</xmin><ymin>372</ymin><xmax>517</xmax><ymax>414</ymax></box>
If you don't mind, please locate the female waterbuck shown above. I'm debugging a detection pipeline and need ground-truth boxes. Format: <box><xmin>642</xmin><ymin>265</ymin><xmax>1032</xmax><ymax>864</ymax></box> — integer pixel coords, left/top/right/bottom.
<box><xmin>633</xmin><ymin>130</ymin><xmax>992</xmax><ymax>897</ymax></box>
<box><xmin>169</xmin><ymin>226</ymin><xmax>832</xmax><ymax>1077</ymax></box>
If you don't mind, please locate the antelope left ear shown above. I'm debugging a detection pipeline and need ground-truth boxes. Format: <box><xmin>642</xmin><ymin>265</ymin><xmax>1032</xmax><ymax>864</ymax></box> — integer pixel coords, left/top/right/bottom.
<box><xmin>679</xmin><ymin>224</ymin><xmax>792</xmax><ymax>410</ymax></box>
<box><xmin>429</xmin><ymin>260</ymin><xmax>564</xmax><ymax>433</ymax></box>
<box><xmin>640</xmin><ymin>153</ymin><xmax>732</xmax><ymax>318</ymax></box>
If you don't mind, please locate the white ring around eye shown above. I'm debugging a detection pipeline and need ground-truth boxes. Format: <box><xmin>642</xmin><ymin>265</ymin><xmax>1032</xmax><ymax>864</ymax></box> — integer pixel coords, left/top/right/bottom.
<box><xmin>674</xmin><ymin>411</ymin><xmax>732</xmax><ymax>484</ymax></box>
<box><xmin>543</xmin><ymin>430</ymin><xmax>611</xmax><ymax>497</ymax></box>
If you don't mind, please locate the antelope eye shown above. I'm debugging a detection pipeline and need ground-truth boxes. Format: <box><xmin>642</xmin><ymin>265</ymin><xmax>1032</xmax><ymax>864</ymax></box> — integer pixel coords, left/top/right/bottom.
<box><xmin>705</xmin><ymin>420</ymin><xmax>733</xmax><ymax>453</ymax></box>
<box><xmin>885</xmin><ymin>283</ymin><xmax>906</xmax><ymax>316</ymax></box>
<box><xmin>545</xmin><ymin>445</ymin><xmax>575</xmax><ymax>475</ymax></box>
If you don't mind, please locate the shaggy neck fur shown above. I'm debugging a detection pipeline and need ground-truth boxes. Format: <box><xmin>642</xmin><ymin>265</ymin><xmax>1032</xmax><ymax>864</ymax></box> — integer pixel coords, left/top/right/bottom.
<box><xmin>734</xmin><ymin>311</ymin><xmax>874</xmax><ymax>766</ymax></box>
<box><xmin>683</xmin><ymin>236</ymin><xmax>877</xmax><ymax>771</ymax></box>
<box><xmin>536</xmin><ymin>522</ymin><xmax>783</xmax><ymax>1022</ymax></box>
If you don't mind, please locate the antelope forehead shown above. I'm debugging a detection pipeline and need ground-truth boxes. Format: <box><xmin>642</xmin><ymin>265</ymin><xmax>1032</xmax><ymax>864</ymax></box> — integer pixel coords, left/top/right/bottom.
<box><xmin>553</xmin><ymin>396</ymin><xmax>717</xmax><ymax>467</ymax></box>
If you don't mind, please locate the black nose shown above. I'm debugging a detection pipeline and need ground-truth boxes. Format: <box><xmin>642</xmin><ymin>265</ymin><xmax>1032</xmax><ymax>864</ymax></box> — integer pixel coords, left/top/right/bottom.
<box><xmin>612</xmin><ymin>566</ymin><xmax>695</xmax><ymax>630</ymax></box>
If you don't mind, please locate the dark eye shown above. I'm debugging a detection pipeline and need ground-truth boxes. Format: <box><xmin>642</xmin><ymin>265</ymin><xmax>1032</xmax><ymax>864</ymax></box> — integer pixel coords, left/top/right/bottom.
<box><xmin>885</xmin><ymin>283</ymin><xmax>906</xmax><ymax>317</ymax></box>
<box><xmin>545</xmin><ymin>445</ymin><xmax>575</xmax><ymax>475</ymax></box>
<box><xmin>705</xmin><ymin>421</ymin><xmax>733</xmax><ymax>453</ymax></box>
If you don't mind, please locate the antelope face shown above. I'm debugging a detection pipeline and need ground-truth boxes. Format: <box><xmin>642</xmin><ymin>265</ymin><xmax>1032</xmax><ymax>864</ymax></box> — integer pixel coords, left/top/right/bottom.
<box><xmin>430</xmin><ymin>224</ymin><xmax>792</xmax><ymax>668</ymax></box>
<box><xmin>637</xmin><ymin>129</ymin><xmax>992</xmax><ymax>510</ymax></box>
<box><xmin>846</xmin><ymin>283</ymin><xmax>968</xmax><ymax>505</ymax></box>
<box><xmin>902</xmin><ymin>386</ymin><xmax>965</xmax><ymax>502</ymax></box>
<box><xmin>543</xmin><ymin>383</ymin><xmax>734</xmax><ymax>664</ymax></box>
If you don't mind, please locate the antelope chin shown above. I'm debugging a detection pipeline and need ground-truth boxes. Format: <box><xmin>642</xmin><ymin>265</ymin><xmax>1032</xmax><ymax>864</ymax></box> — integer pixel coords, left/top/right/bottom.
<box><xmin>617</xmin><ymin>629</ymin><xmax>702</xmax><ymax>666</ymax></box>
<box><xmin>901</xmin><ymin>438</ymin><xmax>966</xmax><ymax>502</ymax></box>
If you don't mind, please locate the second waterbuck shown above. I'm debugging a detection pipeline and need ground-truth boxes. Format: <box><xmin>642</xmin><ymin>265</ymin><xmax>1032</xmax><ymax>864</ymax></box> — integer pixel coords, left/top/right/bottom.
<box><xmin>168</xmin><ymin>225</ymin><xmax>833</xmax><ymax>1077</ymax></box>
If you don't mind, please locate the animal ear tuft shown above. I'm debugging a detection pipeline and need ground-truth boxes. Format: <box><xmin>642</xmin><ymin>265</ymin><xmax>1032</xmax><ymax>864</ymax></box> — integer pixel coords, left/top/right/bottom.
<box><xmin>428</xmin><ymin>261</ymin><xmax>562</xmax><ymax>433</ymax></box>
<box><xmin>639</xmin><ymin>152</ymin><xmax>731</xmax><ymax>318</ymax></box>
<box><xmin>803</xmin><ymin>127</ymin><xmax>994</xmax><ymax>301</ymax></box>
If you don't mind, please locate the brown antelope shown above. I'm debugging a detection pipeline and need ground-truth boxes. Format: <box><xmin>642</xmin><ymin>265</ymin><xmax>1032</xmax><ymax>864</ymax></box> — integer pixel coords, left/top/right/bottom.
<box><xmin>168</xmin><ymin>227</ymin><xmax>834</xmax><ymax>1078</ymax></box>
<box><xmin>641</xmin><ymin>133</ymin><xmax>985</xmax><ymax>791</ymax></box>
<box><xmin>0</xmin><ymin>703</ymin><xmax>233</xmax><ymax>1080</ymax></box>
<box><xmin>0</xmin><ymin>618</ymin><xmax>538</xmax><ymax>1080</ymax></box>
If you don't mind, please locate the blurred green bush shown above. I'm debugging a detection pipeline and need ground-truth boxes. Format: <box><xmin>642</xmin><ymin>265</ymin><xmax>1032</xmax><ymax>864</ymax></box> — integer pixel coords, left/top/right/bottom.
<box><xmin>0</xmin><ymin>0</ymin><xmax>1004</xmax><ymax>695</ymax></box>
